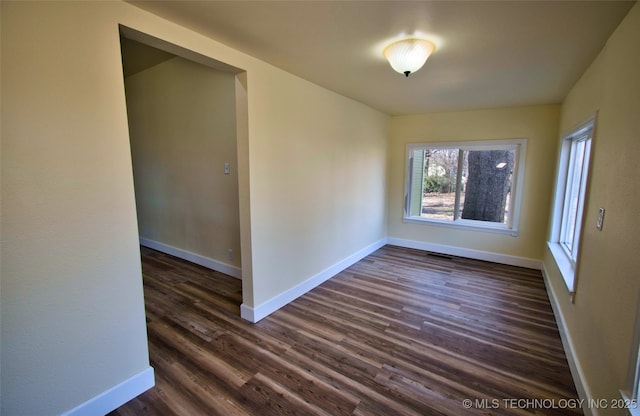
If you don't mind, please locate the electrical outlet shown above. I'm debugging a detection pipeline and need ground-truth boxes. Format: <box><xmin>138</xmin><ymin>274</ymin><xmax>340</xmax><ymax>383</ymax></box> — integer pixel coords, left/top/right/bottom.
<box><xmin>596</xmin><ymin>208</ymin><xmax>605</xmax><ymax>231</ymax></box>
<box><xmin>224</xmin><ymin>162</ymin><xmax>230</xmax><ymax>175</ymax></box>
<box><xmin>227</xmin><ymin>249</ymin><xmax>233</xmax><ymax>260</ymax></box>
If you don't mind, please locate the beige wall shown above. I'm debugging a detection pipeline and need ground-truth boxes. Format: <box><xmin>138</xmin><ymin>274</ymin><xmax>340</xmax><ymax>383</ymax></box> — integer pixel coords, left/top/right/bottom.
<box><xmin>0</xmin><ymin>1</ymin><xmax>388</xmax><ymax>413</ymax></box>
<box><xmin>543</xmin><ymin>3</ymin><xmax>640</xmax><ymax>413</ymax></box>
<box><xmin>1</xmin><ymin>2</ymin><xmax>151</xmax><ymax>414</ymax></box>
<box><xmin>125</xmin><ymin>56</ymin><xmax>241</xmax><ymax>269</ymax></box>
<box><xmin>247</xmin><ymin>65</ymin><xmax>389</xmax><ymax>306</ymax></box>
<box><xmin>388</xmin><ymin>105</ymin><xmax>560</xmax><ymax>262</ymax></box>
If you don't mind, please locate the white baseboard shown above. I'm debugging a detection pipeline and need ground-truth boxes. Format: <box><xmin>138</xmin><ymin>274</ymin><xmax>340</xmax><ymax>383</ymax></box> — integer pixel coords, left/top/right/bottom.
<box><xmin>240</xmin><ymin>303</ymin><xmax>257</xmax><ymax>323</ymax></box>
<box><xmin>61</xmin><ymin>367</ymin><xmax>154</xmax><ymax>416</ymax></box>
<box><xmin>386</xmin><ymin>237</ymin><xmax>542</xmax><ymax>270</ymax></box>
<box><xmin>541</xmin><ymin>265</ymin><xmax>595</xmax><ymax>416</ymax></box>
<box><xmin>140</xmin><ymin>237</ymin><xmax>242</xmax><ymax>279</ymax></box>
<box><xmin>240</xmin><ymin>238</ymin><xmax>387</xmax><ymax>323</ymax></box>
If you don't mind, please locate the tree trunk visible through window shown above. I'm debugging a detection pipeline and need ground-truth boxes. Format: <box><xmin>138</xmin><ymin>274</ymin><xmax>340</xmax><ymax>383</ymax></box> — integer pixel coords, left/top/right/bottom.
<box><xmin>461</xmin><ymin>150</ymin><xmax>514</xmax><ymax>222</ymax></box>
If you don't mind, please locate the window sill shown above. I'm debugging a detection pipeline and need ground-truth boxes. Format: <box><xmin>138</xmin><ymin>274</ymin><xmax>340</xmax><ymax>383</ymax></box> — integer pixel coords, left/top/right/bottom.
<box><xmin>403</xmin><ymin>216</ymin><xmax>519</xmax><ymax>236</ymax></box>
<box><xmin>547</xmin><ymin>241</ymin><xmax>576</xmax><ymax>293</ymax></box>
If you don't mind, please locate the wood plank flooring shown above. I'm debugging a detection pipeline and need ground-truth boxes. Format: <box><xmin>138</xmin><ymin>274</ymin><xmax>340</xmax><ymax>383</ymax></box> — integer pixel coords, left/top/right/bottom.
<box><xmin>109</xmin><ymin>245</ymin><xmax>582</xmax><ymax>416</ymax></box>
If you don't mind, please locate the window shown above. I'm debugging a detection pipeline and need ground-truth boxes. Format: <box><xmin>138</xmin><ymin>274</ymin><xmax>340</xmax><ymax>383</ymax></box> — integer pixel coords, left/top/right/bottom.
<box><xmin>548</xmin><ymin>115</ymin><xmax>594</xmax><ymax>293</ymax></box>
<box><xmin>404</xmin><ymin>139</ymin><xmax>527</xmax><ymax>236</ymax></box>
<box><xmin>621</xmin><ymin>296</ymin><xmax>640</xmax><ymax>415</ymax></box>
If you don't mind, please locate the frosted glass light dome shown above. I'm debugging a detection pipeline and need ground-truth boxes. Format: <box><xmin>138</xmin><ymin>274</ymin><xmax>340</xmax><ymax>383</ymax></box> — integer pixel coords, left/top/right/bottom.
<box><xmin>383</xmin><ymin>38</ymin><xmax>435</xmax><ymax>77</ymax></box>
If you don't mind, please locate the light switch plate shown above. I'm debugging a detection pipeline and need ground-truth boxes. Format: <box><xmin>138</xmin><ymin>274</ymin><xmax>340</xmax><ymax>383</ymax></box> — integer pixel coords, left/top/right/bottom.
<box><xmin>596</xmin><ymin>208</ymin><xmax>605</xmax><ymax>231</ymax></box>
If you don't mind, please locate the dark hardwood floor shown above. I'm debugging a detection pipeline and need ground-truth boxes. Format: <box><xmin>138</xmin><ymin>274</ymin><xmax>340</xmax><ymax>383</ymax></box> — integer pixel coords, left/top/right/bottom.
<box><xmin>109</xmin><ymin>245</ymin><xmax>582</xmax><ymax>416</ymax></box>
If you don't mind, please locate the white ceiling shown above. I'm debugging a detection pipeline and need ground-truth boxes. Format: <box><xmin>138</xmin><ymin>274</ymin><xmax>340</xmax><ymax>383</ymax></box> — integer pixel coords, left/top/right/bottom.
<box><xmin>128</xmin><ymin>1</ymin><xmax>634</xmax><ymax>115</ymax></box>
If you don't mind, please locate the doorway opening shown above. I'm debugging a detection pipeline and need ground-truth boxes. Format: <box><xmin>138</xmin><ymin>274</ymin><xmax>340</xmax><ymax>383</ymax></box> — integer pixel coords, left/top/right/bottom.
<box><xmin>119</xmin><ymin>26</ymin><xmax>249</xmax><ymax>315</ymax></box>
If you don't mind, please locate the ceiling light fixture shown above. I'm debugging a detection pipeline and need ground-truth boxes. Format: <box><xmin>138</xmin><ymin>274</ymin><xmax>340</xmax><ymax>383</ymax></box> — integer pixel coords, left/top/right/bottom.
<box><xmin>383</xmin><ymin>38</ymin><xmax>435</xmax><ymax>77</ymax></box>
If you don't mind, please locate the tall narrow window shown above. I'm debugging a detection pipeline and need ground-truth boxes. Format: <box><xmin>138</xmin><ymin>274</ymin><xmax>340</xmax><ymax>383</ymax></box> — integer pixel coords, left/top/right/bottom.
<box><xmin>559</xmin><ymin>136</ymin><xmax>590</xmax><ymax>261</ymax></box>
<box><xmin>404</xmin><ymin>139</ymin><xmax>527</xmax><ymax>236</ymax></box>
<box><xmin>621</xmin><ymin>293</ymin><xmax>640</xmax><ymax>416</ymax></box>
<box><xmin>548</xmin><ymin>115</ymin><xmax>594</xmax><ymax>293</ymax></box>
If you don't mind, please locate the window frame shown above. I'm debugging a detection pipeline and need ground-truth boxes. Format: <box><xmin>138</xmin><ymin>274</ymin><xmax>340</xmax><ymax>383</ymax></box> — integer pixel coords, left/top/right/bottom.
<box><xmin>403</xmin><ymin>138</ymin><xmax>528</xmax><ymax>236</ymax></box>
<box><xmin>547</xmin><ymin>114</ymin><xmax>595</xmax><ymax>294</ymax></box>
<box><xmin>620</xmin><ymin>294</ymin><xmax>640</xmax><ymax>415</ymax></box>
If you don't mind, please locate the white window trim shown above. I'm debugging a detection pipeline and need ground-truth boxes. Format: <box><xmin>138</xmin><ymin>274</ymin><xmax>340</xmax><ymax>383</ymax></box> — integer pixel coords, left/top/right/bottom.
<box><xmin>403</xmin><ymin>138</ymin><xmax>527</xmax><ymax>236</ymax></box>
<box><xmin>547</xmin><ymin>113</ymin><xmax>596</xmax><ymax>294</ymax></box>
<box><xmin>620</xmin><ymin>294</ymin><xmax>640</xmax><ymax>416</ymax></box>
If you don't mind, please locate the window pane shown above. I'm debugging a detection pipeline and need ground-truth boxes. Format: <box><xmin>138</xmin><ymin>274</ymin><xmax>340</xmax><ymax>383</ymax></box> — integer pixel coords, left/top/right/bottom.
<box><xmin>561</xmin><ymin>138</ymin><xmax>587</xmax><ymax>258</ymax></box>
<box><xmin>547</xmin><ymin>116</ymin><xmax>594</xmax><ymax>293</ymax></box>
<box><xmin>404</xmin><ymin>139</ymin><xmax>525</xmax><ymax>235</ymax></box>
<box><xmin>457</xmin><ymin>151</ymin><xmax>468</xmax><ymax>220</ymax></box>
<box><xmin>409</xmin><ymin>148</ymin><xmax>426</xmax><ymax>217</ymax></box>
<box><xmin>460</xmin><ymin>149</ymin><xmax>514</xmax><ymax>223</ymax></box>
<box><xmin>422</xmin><ymin>148</ymin><xmax>459</xmax><ymax>220</ymax></box>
